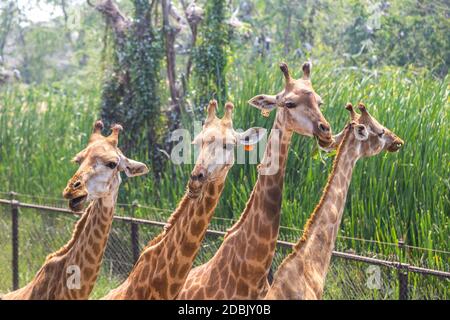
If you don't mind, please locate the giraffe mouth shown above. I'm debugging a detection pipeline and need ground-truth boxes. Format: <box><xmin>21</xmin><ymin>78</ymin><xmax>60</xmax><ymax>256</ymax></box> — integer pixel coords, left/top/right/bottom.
<box><xmin>387</xmin><ymin>139</ymin><xmax>404</xmax><ymax>152</ymax></box>
<box><xmin>315</xmin><ymin>135</ymin><xmax>333</xmax><ymax>148</ymax></box>
<box><xmin>187</xmin><ymin>181</ymin><xmax>202</xmax><ymax>199</ymax></box>
<box><xmin>69</xmin><ymin>195</ymin><xmax>88</xmax><ymax>212</ymax></box>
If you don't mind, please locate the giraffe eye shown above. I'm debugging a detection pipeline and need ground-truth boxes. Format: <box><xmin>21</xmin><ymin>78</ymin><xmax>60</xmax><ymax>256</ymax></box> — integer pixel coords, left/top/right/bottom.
<box><xmin>106</xmin><ymin>161</ymin><xmax>118</xmax><ymax>169</ymax></box>
<box><xmin>378</xmin><ymin>129</ymin><xmax>385</xmax><ymax>138</ymax></box>
<box><xmin>223</xmin><ymin>144</ymin><xmax>233</xmax><ymax>150</ymax></box>
<box><xmin>285</xmin><ymin>102</ymin><xmax>296</xmax><ymax>109</ymax></box>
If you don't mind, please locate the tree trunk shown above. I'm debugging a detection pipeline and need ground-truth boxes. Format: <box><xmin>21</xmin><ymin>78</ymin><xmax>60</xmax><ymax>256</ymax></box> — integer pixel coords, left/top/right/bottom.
<box><xmin>193</xmin><ymin>0</ymin><xmax>229</xmax><ymax>115</ymax></box>
<box><xmin>0</xmin><ymin>1</ymin><xmax>15</xmax><ymax>59</ymax></box>
<box><xmin>283</xmin><ymin>10</ymin><xmax>292</xmax><ymax>56</ymax></box>
<box><xmin>60</xmin><ymin>0</ymin><xmax>72</xmax><ymax>45</ymax></box>
<box><xmin>90</xmin><ymin>0</ymin><xmax>165</xmax><ymax>182</ymax></box>
<box><xmin>162</xmin><ymin>0</ymin><xmax>182</xmax><ymax>133</ymax></box>
<box><xmin>179</xmin><ymin>0</ymin><xmax>201</xmax><ymax>83</ymax></box>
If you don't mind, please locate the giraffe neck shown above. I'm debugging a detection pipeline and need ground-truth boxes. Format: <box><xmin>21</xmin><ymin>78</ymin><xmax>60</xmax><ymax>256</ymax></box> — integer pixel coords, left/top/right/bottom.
<box><xmin>213</xmin><ymin>109</ymin><xmax>292</xmax><ymax>296</ymax></box>
<box><xmin>62</xmin><ymin>196</ymin><xmax>116</xmax><ymax>299</ymax></box>
<box><xmin>266</xmin><ymin>127</ymin><xmax>358</xmax><ymax>299</ymax></box>
<box><xmin>4</xmin><ymin>178</ymin><xmax>120</xmax><ymax>300</ymax></box>
<box><xmin>228</xmin><ymin>109</ymin><xmax>292</xmax><ymax>234</ymax></box>
<box><xmin>104</xmin><ymin>177</ymin><xmax>226</xmax><ymax>300</ymax></box>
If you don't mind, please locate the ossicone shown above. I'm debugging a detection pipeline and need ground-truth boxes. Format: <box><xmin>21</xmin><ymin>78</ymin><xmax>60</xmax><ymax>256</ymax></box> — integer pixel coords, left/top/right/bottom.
<box><xmin>302</xmin><ymin>61</ymin><xmax>312</xmax><ymax>80</ymax></box>
<box><xmin>93</xmin><ymin>120</ymin><xmax>104</xmax><ymax>133</ymax></box>
<box><xmin>205</xmin><ymin>99</ymin><xmax>218</xmax><ymax>125</ymax></box>
<box><xmin>108</xmin><ymin>123</ymin><xmax>123</xmax><ymax>145</ymax></box>
<box><xmin>279</xmin><ymin>62</ymin><xmax>292</xmax><ymax>84</ymax></box>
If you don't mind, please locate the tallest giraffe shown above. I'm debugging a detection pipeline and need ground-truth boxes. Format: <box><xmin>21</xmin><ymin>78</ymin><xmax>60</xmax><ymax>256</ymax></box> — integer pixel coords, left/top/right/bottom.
<box><xmin>178</xmin><ymin>62</ymin><xmax>333</xmax><ymax>299</ymax></box>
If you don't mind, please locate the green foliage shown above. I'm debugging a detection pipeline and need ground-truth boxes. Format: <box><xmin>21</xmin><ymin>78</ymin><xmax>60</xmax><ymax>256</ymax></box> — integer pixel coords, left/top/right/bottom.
<box><xmin>193</xmin><ymin>0</ymin><xmax>230</xmax><ymax>115</ymax></box>
<box><xmin>17</xmin><ymin>25</ymin><xmax>67</xmax><ymax>83</ymax></box>
<box><xmin>232</xmin><ymin>0</ymin><xmax>449</xmax><ymax>77</ymax></box>
<box><xmin>0</xmin><ymin>2</ymin><xmax>105</xmax><ymax>84</ymax></box>
<box><xmin>335</xmin><ymin>0</ymin><xmax>449</xmax><ymax>76</ymax></box>
<box><xmin>374</xmin><ymin>1</ymin><xmax>449</xmax><ymax>76</ymax></box>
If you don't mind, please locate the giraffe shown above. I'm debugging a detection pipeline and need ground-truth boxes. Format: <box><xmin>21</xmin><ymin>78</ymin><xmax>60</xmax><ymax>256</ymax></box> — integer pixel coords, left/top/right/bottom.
<box><xmin>178</xmin><ymin>62</ymin><xmax>333</xmax><ymax>299</ymax></box>
<box><xmin>265</xmin><ymin>103</ymin><xmax>404</xmax><ymax>300</ymax></box>
<box><xmin>2</xmin><ymin>120</ymin><xmax>148</xmax><ymax>300</ymax></box>
<box><xmin>102</xmin><ymin>99</ymin><xmax>266</xmax><ymax>299</ymax></box>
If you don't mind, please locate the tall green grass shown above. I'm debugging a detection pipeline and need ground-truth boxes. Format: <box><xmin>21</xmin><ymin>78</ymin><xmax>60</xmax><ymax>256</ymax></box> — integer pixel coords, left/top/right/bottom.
<box><xmin>0</xmin><ymin>60</ymin><xmax>448</xmax><ymax>270</ymax></box>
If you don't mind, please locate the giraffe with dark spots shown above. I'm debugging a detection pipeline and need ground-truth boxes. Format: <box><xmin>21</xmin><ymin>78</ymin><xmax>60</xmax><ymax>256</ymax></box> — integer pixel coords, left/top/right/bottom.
<box><xmin>102</xmin><ymin>100</ymin><xmax>266</xmax><ymax>299</ymax></box>
<box><xmin>2</xmin><ymin>121</ymin><xmax>148</xmax><ymax>300</ymax></box>
<box><xmin>265</xmin><ymin>103</ymin><xmax>403</xmax><ymax>299</ymax></box>
<box><xmin>178</xmin><ymin>62</ymin><xmax>333</xmax><ymax>300</ymax></box>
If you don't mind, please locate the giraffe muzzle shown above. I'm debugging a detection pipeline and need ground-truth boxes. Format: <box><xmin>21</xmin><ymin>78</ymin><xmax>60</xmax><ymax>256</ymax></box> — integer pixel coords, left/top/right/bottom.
<box><xmin>314</xmin><ymin>122</ymin><xmax>333</xmax><ymax>148</ymax></box>
<box><xmin>63</xmin><ymin>181</ymin><xmax>88</xmax><ymax>212</ymax></box>
<box><xmin>190</xmin><ymin>167</ymin><xmax>207</xmax><ymax>182</ymax></box>
<box><xmin>68</xmin><ymin>194</ymin><xmax>88</xmax><ymax>212</ymax></box>
<box><xmin>387</xmin><ymin>138</ymin><xmax>404</xmax><ymax>152</ymax></box>
<box><xmin>188</xmin><ymin>167</ymin><xmax>208</xmax><ymax>197</ymax></box>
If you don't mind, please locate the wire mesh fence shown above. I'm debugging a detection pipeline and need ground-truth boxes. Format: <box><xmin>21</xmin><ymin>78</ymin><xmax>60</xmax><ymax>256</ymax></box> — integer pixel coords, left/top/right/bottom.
<box><xmin>0</xmin><ymin>195</ymin><xmax>448</xmax><ymax>300</ymax></box>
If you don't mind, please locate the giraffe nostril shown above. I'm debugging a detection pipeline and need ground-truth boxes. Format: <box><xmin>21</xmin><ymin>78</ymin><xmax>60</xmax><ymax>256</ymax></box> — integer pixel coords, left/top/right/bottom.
<box><xmin>318</xmin><ymin>122</ymin><xmax>330</xmax><ymax>133</ymax></box>
<box><xmin>73</xmin><ymin>181</ymin><xmax>82</xmax><ymax>189</ymax></box>
<box><xmin>191</xmin><ymin>167</ymin><xmax>207</xmax><ymax>182</ymax></box>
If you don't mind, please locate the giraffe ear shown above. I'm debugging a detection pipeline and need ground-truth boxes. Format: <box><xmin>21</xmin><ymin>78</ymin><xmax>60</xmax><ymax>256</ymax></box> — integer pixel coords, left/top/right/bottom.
<box><xmin>354</xmin><ymin>124</ymin><xmax>369</xmax><ymax>141</ymax></box>
<box><xmin>235</xmin><ymin>127</ymin><xmax>267</xmax><ymax>146</ymax></box>
<box><xmin>248</xmin><ymin>94</ymin><xmax>277</xmax><ymax>113</ymax></box>
<box><xmin>191</xmin><ymin>132</ymin><xmax>203</xmax><ymax>145</ymax></box>
<box><xmin>71</xmin><ymin>149</ymin><xmax>87</xmax><ymax>164</ymax></box>
<box><xmin>118</xmin><ymin>154</ymin><xmax>149</xmax><ymax>177</ymax></box>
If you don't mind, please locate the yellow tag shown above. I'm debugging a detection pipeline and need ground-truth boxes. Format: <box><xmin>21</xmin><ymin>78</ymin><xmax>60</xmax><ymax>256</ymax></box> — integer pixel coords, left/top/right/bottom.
<box><xmin>261</xmin><ymin>110</ymin><xmax>270</xmax><ymax>118</ymax></box>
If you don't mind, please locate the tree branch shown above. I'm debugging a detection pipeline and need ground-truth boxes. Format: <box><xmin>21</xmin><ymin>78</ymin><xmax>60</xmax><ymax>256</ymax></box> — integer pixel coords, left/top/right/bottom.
<box><xmin>88</xmin><ymin>0</ymin><xmax>131</xmax><ymax>38</ymax></box>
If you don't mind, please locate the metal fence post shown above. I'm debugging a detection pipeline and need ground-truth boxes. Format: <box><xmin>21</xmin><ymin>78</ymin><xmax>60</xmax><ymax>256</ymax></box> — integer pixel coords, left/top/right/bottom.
<box><xmin>131</xmin><ymin>222</ymin><xmax>140</xmax><ymax>264</ymax></box>
<box><xmin>10</xmin><ymin>192</ymin><xmax>19</xmax><ymax>290</ymax></box>
<box><xmin>130</xmin><ymin>202</ymin><xmax>140</xmax><ymax>264</ymax></box>
<box><xmin>398</xmin><ymin>240</ymin><xmax>409</xmax><ymax>300</ymax></box>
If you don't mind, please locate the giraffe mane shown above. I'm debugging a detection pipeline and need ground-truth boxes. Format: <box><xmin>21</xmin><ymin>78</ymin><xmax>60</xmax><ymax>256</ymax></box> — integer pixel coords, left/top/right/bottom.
<box><xmin>223</xmin><ymin>184</ymin><xmax>257</xmax><ymax>239</ymax></box>
<box><xmin>44</xmin><ymin>204</ymin><xmax>91</xmax><ymax>261</ymax></box>
<box><xmin>293</xmin><ymin>122</ymin><xmax>353</xmax><ymax>251</ymax></box>
<box><xmin>123</xmin><ymin>191</ymin><xmax>192</xmax><ymax>279</ymax></box>
<box><xmin>143</xmin><ymin>192</ymin><xmax>191</xmax><ymax>248</ymax></box>
<box><xmin>224</xmin><ymin>113</ymin><xmax>286</xmax><ymax>238</ymax></box>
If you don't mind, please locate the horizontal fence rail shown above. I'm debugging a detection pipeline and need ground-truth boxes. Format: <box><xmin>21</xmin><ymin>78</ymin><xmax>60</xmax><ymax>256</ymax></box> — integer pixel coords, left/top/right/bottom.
<box><xmin>0</xmin><ymin>196</ymin><xmax>449</xmax><ymax>299</ymax></box>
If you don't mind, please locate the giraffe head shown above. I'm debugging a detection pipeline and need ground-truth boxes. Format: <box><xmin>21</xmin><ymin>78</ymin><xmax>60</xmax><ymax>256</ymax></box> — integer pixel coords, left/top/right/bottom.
<box><xmin>63</xmin><ymin>120</ymin><xmax>149</xmax><ymax>212</ymax></box>
<box><xmin>188</xmin><ymin>100</ymin><xmax>266</xmax><ymax>196</ymax></box>
<box><xmin>329</xmin><ymin>103</ymin><xmax>404</xmax><ymax>158</ymax></box>
<box><xmin>248</xmin><ymin>62</ymin><xmax>332</xmax><ymax>147</ymax></box>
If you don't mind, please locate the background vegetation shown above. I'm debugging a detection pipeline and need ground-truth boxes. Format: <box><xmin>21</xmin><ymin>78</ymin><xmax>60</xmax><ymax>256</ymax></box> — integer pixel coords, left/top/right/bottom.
<box><xmin>0</xmin><ymin>0</ymin><xmax>448</xmax><ymax>297</ymax></box>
